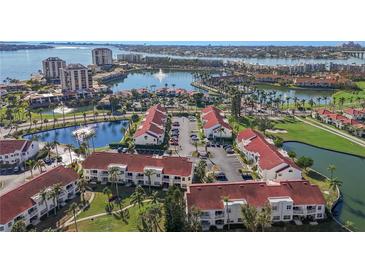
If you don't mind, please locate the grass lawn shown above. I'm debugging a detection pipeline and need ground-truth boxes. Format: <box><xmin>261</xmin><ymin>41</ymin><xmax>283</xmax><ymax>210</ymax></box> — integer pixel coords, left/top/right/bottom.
<box><xmin>68</xmin><ymin>201</ymin><xmax>164</xmax><ymax>232</ymax></box>
<box><xmin>77</xmin><ymin>186</ymin><xmax>135</xmax><ymax>219</ymax></box>
<box><xmin>272</xmin><ymin>117</ymin><xmax>365</xmax><ymax>157</ymax></box>
<box><xmin>332</xmin><ymin>81</ymin><xmax>365</xmax><ymax>108</ymax></box>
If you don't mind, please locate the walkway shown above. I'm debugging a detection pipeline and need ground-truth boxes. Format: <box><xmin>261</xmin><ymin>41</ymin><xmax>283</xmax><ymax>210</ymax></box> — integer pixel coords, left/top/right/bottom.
<box><xmin>295</xmin><ymin>116</ymin><xmax>365</xmax><ymax>148</ymax></box>
<box><xmin>62</xmin><ymin>198</ymin><xmax>151</xmax><ymax>228</ymax></box>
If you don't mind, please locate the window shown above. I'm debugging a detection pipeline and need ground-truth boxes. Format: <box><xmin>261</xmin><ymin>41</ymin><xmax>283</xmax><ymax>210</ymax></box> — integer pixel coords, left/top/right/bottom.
<box><xmin>156</xmin><ymin>174</ymin><xmax>160</xmax><ymax>178</ymax></box>
<box><xmin>288</xmin><ymin>169</ymin><xmax>293</xmax><ymax>173</ymax></box>
<box><xmin>0</xmin><ymin>226</ymin><xmax>4</xmax><ymax>231</ymax></box>
<box><xmin>8</xmin><ymin>222</ymin><xmax>12</xmax><ymax>227</ymax></box>
<box><xmin>317</xmin><ymin>213</ymin><xmax>323</xmax><ymax>218</ymax></box>
<box><xmin>272</xmin><ymin>206</ymin><xmax>278</xmax><ymax>211</ymax></box>
<box><xmin>283</xmin><ymin>215</ymin><xmax>291</xmax><ymax>220</ymax></box>
<box><xmin>317</xmin><ymin>206</ymin><xmax>322</xmax><ymax>210</ymax></box>
<box><xmin>182</xmin><ymin>177</ymin><xmax>185</xmax><ymax>181</ymax></box>
<box><xmin>286</xmin><ymin>205</ymin><xmax>292</xmax><ymax>210</ymax></box>
<box><xmin>237</xmin><ymin>218</ymin><xmax>242</xmax><ymax>223</ymax></box>
<box><xmin>272</xmin><ymin>216</ymin><xmax>280</xmax><ymax>221</ymax></box>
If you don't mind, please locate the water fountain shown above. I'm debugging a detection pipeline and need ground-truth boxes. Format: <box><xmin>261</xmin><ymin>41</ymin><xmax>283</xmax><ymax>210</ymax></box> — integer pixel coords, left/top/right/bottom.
<box><xmin>154</xmin><ymin>69</ymin><xmax>167</xmax><ymax>82</ymax></box>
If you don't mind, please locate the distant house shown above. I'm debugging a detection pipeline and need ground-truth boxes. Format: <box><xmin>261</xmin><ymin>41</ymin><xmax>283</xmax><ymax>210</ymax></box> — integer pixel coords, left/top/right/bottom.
<box><xmin>201</xmin><ymin>106</ymin><xmax>232</xmax><ymax>139</ymax></box>
<box><xmin>186</xmin><ymin>180</ymin><xmax>326</xmax><ymax>231</ymax></box>
<box><xmin>134</xmin><ymin>104</ymin><xmax>167</xmax><ymax>145</ymax></box>
<box><xmin>236</xmin><ymin>129</ymin><xmax>302</xmax><ymax>181</ymax></box>
<box><xmin>0</xmin><ymin>140</ymin><xmax>39</xmax><ymax>168</ymax></box>
<box><xmin>82</xmin><ymin>152</ymin><xmax>193</xmax><ymax>189</ymax></box>
<box><xmin>0</xmin><ymin>166</ymin><xmax>79</xmax><ymax>232</ymax></box>
<box><xmin>343</xmin><ymin>108</ymin><xmax>365</xmax><ymax>120</ymax></box>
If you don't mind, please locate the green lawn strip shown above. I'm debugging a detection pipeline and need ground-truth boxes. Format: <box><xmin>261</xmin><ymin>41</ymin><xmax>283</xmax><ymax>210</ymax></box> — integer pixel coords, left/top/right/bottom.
<box><xmin>272</xmin><ymin>118</ymin><xmax>365</xmax><ymax>158</ymax></box>
<box><xmin>77</xmin><ymin>186</ymin><xmax>135</xmax><ymax>219</ymax></box>
<box><xmin>71</xmin><ymin>201</ymin><xmax>164</xmax><ymax>232</ymax></box>
<box><xmin>332</xmin><ymin>81</ymin><xmax>365</xmax><ymax>108</ymax></box>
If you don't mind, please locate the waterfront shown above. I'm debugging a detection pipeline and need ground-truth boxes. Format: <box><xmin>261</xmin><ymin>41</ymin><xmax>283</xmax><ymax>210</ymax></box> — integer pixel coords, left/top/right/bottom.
<box><xmin>24</xmin><ymin>120</ymin><xmax>128</xmax><ymax>148</ymax></box>
<box><xmin>283</xmin><ymin>141</ymin><xmax>365</xmax><ymax>231</ymax></box>
<box><xmin>1</xmin><ymin>43</ymin><xmax>365</xmax><ymax>82</ymax></box>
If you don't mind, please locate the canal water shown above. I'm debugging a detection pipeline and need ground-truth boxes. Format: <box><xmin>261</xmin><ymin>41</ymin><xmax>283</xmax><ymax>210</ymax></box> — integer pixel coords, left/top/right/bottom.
<box><xmin>260</xmin><ymin>86</ymin><xmax>335</xmax><ymax>102</ymax></box>
<box><xmin>283</xmin><ymin>141</ymin><xmax>365</xmax><ymax>231</ymax></box>
<box><xmin>24</xmin><ymin>120</ymin><xmax>128</xmax><ymax>148</ymax></box>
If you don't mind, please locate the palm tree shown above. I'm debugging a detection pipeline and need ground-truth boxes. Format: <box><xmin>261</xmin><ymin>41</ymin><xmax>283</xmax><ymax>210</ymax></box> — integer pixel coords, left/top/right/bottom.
<box><xmin>144</xmin><ymin>169</ymin><xmax>156</xmax><ymax>194</ymax></box>
<box><xmin>66</xmin><ymin>202</ymin><xmax>79</xmax><ymax>232</ymax></box>
<box><xmin>223</xmin><ymin>196</ymin><xmax>230</xmax><ymax>231</ymax></box>
<box><xmin>26</xmin><ymin>159</ymin><xmax>36</xmax><ymax>177</ymax></box>
<box><xmin>51</xmin><ymin>183</ymin><xmax>64</xmax><ymax>213</ymax></box>
<box><xmin>34</xmin><ymin>159</ymin><xmax>45</xmax><ymax>173</ymax></box>
<box><xmin>218</xmin><ymin>126</ymin><xmax>225</xmax><ymax>144</ymax></box>
<box><xmin>77</xmin><ymin>178</ymin><xmax>88</xmax><ymax>204</ymax></box>
<box><xmin>108</xmin><ymin>166</ymin><xmax>121</xmax><ymax>198</ymax></box>
<box><xmin>64</xmin><ymin>144</ymin><xmax>75</xmax><ymax>163</ymax></box>
<box><xmin>130</xmin><ymin>186</ymin><xmax>146</xmax><ymax>209</ymax></box>
<box><xmin>52</xmin><ymin>140</ymin><xmax>60</xmax><ymax>160</ymax></box>
<box><xmin>328</xmin><ymin>177</ymin><xmax>343</xmax><ymax>192</ymax></box>
<box><xmin>11</xmin><ymin>220</ymin><xmax>27</xmax><ymax>232</ymax></box>
<box><xmin>257</xmin><ymin>203</ymin><xmax>272</xmax><ymax>232</ymax></box>
<box><xmin>39</xmin><ymin>187</ymin><xmax>49</xmax><ymax>217</ymax></box>
<box><xmin>327</xmin><ymin>164</ymin><xmax>336</xmax><ymax>180</ymax></box>
<box><xmin>103</xmin><ymin>187</ymin><xmax>112</xmax><ymax>208</ymax></box>
<box><xmin>150</xmin><ymin>191</ymin><xmax>160</xmax><ymax>205</ymax></box>
<box><xmin>44</xmin><ymin>142</ymin><xmax>53</xmax><ymax>160</ymax></box>
<box><xmin>241</xmin><ymin>204</ymin><xmax>259</xmax><ymax>232</ymax></box>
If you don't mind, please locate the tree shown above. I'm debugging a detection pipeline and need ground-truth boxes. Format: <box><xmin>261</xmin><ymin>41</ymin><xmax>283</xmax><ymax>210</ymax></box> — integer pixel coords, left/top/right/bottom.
<box><xmin>287</xmin><ymin>151</ymin><xmax>296</xmax><ymax>159</ymax></box>
<box><xmin>328</xmin><ymin>177</ymin><xmax>343</xmax><ymax>192</ymax></box>
<box><xmin>51</xmin><ymin>183</ymin><xmax>64</xmax><ymax>213</ymax></box>
<box><xmin>34</xmin><ymin>159</ymin><xmax>45</xmax><ymax>173</ymax></box>
<box><xmin>256</xmin><ymin>203</ymin><xmax>272</xmax><ymax>232</ymax></box>
<box><xmin>164</xmin><ymin>185</ymin><xmax>187</xmax><ymax>232</ymax></box>
<box><xmin>39</xmin><ymin>187</ymin><xmax>49</xmax><ymax>217</ymax></box>
<box><xmin>144</xmin><ymin>169</ymin><xmax>156</xmax><ymax>194</ymax></box>
<box><xmin>186</xmin><ymin>206</ymin><xmax>202</xmax><ymax>232</ymax></box>
<box><xmin>296</xmin><ymin>156</ymin><xmax>313</xmax><ymax>172</ymax></box>
<box><xmin>64</xmin><ymin>144</ymin><xmax>75</xmax><ymax>163</ymax></box>
<box><xmin>67</xmin><ymin>202</ymin><xmax>79</xmax><ymax>232</ymax></box>
<box><xmin>26</xmin><ymin>159</ymin><xmax>36</xmax><ymax>177</ymax></box>
<box><xmin>103</xmin><ymin>187</ymin><xmax>113</xmax><ymax>211</ymax></box>
<box><xmin>241</xmin><ymin>204</ymin><xmax>259</xmax><ymax>232</ymax></box>
<box><xmin>138</xmin><ymin>204</ymin><xmax>163</xmax><ymax>232</ymax></box>
<box><xmin>11</xmin><ymin>220</ymin><xmax>27</xmax><ymax>232</ymax></box>
<box><xmin>109</xmin><ymin>166</ymin><xmax>121</xmax><ymax>198</ymax></box>
<box><xmin>130</xmin><ymin>186</ymin><xmax>146</xmax><ymax>209</ymax></box>
<box><xmin>223</xmin><ymin>196</ymin><xmax>230</xmax><ymax>231</ymax></box>
<box><xmin>77</xmin><ymin>178</ymin><xmax>88</xmax><ymax>205</ymax></box>
<box><xmin>52</xmin><ymin>140</ymin><xmax>60</xmax><ymax>160</ymax></box>
<box><xmin>327</xmin><ymin>164</ymin><xmax>336</xmax><ymax>180</ymax></box>
<box><xmin>194</xmin><ymin>160</ymin><xmax>207</xmax><ymax>183</ymax></box>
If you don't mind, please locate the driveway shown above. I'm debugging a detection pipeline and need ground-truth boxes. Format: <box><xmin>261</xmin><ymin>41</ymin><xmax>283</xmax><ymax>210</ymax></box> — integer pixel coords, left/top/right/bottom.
<box><xmin>207</xmin><ymin>147</ymin><xmax>243</xmax><ymax>182</ymax></box>
<box><xmin>170</xmin><ymin>116</ymin><xmax>198</xmax><ymax>158</ymax></box>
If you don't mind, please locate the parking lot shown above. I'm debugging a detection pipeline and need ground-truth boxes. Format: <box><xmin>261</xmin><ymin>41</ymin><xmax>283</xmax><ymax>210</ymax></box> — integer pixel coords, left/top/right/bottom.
<box><xmin>169</xmin><ymin>116</ymin><xmax>244</xmax><ymax>182</ymax></box>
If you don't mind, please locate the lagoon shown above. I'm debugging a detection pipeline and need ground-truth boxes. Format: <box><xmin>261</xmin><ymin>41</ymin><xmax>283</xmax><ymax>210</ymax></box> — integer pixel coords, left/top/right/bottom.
<box><xmin>283</xmin><ymin>141</ymin><xmax>365</xmax><ymax>231</ymax></box>
<box><xmin>24</xmin><ymin>120</ymin><xmax>128</xmax><ymax>148</ymax></box>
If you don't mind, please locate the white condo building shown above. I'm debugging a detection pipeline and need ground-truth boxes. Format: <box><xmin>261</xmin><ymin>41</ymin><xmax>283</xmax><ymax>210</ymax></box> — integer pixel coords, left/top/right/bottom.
<box><xmin>201</xmin><ymin>106</ymin><xmax>232</xmax><ymax>139</ymax></box>
<box><xmin>82</xmin><ymin>152</ymin><xmax>193</xmax><ymax>189</ymax></box>
<box><xmin>134</xmin><ymin>104</ymin><xmax>167</xmax><ymax>145</ymax></box>
<box><xmin>0</xmin><ymin>140</ymin><xmax>39</xmax><ymax>168</ymax></box>
<box><xmin>236</xmin><ymin>128</ymin><xmax>302</xmax><ymax>181</ymax></box>
<box><xmin>42</xmin><ymin>57</ymin><xmax>66</xmax><ymax>83</ymax></box>
<box><xmin>92</xmin><ymin>48</ymin><xmax>113</xmax><ymax>67</ymax></box>
<box><xmin>0</xmin><ymin>166</ymin><xmax>79</xmax><ymax>232</ymax></box>
<box><xmin>60</xmin><ymin>64</ymin><xmax>93</xmax><ymax>91</ymax></box>
<box><xmin>186</xmin><ymin>180</ymin><xmax>326</xmax><ymax>231</ymax></box>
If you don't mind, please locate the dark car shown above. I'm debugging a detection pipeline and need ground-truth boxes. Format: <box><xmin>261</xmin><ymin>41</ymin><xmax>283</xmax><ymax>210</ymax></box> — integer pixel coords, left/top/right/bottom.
<box><xmin>172</xmin><ymin>122</ymin><xmax>180</xmax><ymax>127</ymax></box>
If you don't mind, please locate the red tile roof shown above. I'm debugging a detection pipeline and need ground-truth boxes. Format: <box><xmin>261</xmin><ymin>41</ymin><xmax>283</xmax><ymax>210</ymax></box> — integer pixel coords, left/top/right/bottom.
<box><xmin>0</xmin><ymin>140</ymin><xmax>29</xmax><ymax>155</ymax></box>
<box><xmin>83</xmin><ymin>152</ymin><xmax>193</xmax><ymax>177</ymax></box>
<box><xmin>0</xmin><ymin>166</ymin><xmax>78</xmax><ymax>224</ymax></box>
<box><xmin>344</xmin><ymin>108</ymin><xmax>365</xmax><ymax>116</ymax></box>
<box><xmin>316</xmin><ymin>109</ymin><xmax>334</xmax><ymax>116</ymax></box>
<box><xmin>186</xmin><ymin>181</ymin><xmax>326</xmax><ymax>210</ymax></box>
<box><xmin>134</xmin><ymin>104</ymin><xmax>166</xmax><ymax>138</ymax></box>
<box><xmin>236</xmin><ymin>129</ymin><xmax>299</xmax><ymax>170</ymax></box>
<box><xmin>202</xmin><ymin>106</ymin><xmax>232</xmax><ymax>130</ymax></box>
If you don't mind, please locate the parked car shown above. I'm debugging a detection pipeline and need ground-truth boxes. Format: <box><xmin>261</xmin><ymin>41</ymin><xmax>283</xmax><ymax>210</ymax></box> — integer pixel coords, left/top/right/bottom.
<box><xmin>171</xmin><ymin>133</ymin><xmax>179</xmax><ymax>138</ymax></box>
<box><xmin>172</xmin><ymin>122</ymin><xmax>180</xmax><ymax>127</ymax></box>
<box><xmin>191</xmin><ymin>136</ymin><xmax>198</xmax><ymax>141</ymax></box>
<box><xmin>215</xmin><ymin>172</ymin><xmax>228</xmax><ymax>181</ymax></box>
<box><xmin>226</xmin><ymin>148</ymin><xmax>234</xmax><ymax>154</ymax></box>
<box><xmin>190</xmin><ymin>134</ymin><xmax>197</xmax><ymax>138</ymax></box>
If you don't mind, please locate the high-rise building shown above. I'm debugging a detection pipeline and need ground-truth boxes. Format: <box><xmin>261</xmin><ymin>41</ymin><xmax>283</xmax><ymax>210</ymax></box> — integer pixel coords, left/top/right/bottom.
<box><xmin>42</xmin><ymin>57</ymin><xmax>66</xmax><ymax>83</ymax></box>
<box><xmin>92</xmin><ymin>48</ymin><xmax>113</xmax><ymax>66</ymax></box>
<box><xmin>60</xmin><ymin>64</ymin><xmax>93</xmax><ymax>91</ymax></box>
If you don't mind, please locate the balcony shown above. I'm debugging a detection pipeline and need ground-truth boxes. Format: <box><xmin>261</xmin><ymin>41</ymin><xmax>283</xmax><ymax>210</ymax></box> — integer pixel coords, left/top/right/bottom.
<box><xmin>293</xmin><ymin>209</ymin><xmax>304</xmax><ymax>215</ymax></box>
<box><xmin>200</xmin><ymin>215</ymin><xmax>211</xmax><ymax>220</ymax></box>
<box><xmin>214</xmin><ymin>214</ymin><xmax>225</xmax><ymax>219</ymax></box>
<box><xmin>307</xmin><ymin>209</ymin><xmax>316</xmax><ymax>214</ymax></box>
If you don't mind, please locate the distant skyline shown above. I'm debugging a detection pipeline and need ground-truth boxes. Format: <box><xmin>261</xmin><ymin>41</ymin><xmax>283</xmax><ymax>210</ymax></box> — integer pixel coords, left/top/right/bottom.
<box><xmin>4</xmin><ymin>41</ymin><xmax>365</xmax><ymax>47</ymax></box>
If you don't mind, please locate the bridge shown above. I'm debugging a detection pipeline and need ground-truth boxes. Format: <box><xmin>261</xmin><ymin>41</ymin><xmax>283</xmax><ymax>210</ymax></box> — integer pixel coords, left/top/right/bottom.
<box><xmin>343</xmin><ymin>50</ymin><xmax>365</xmax><ymax>59</ymax></box>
